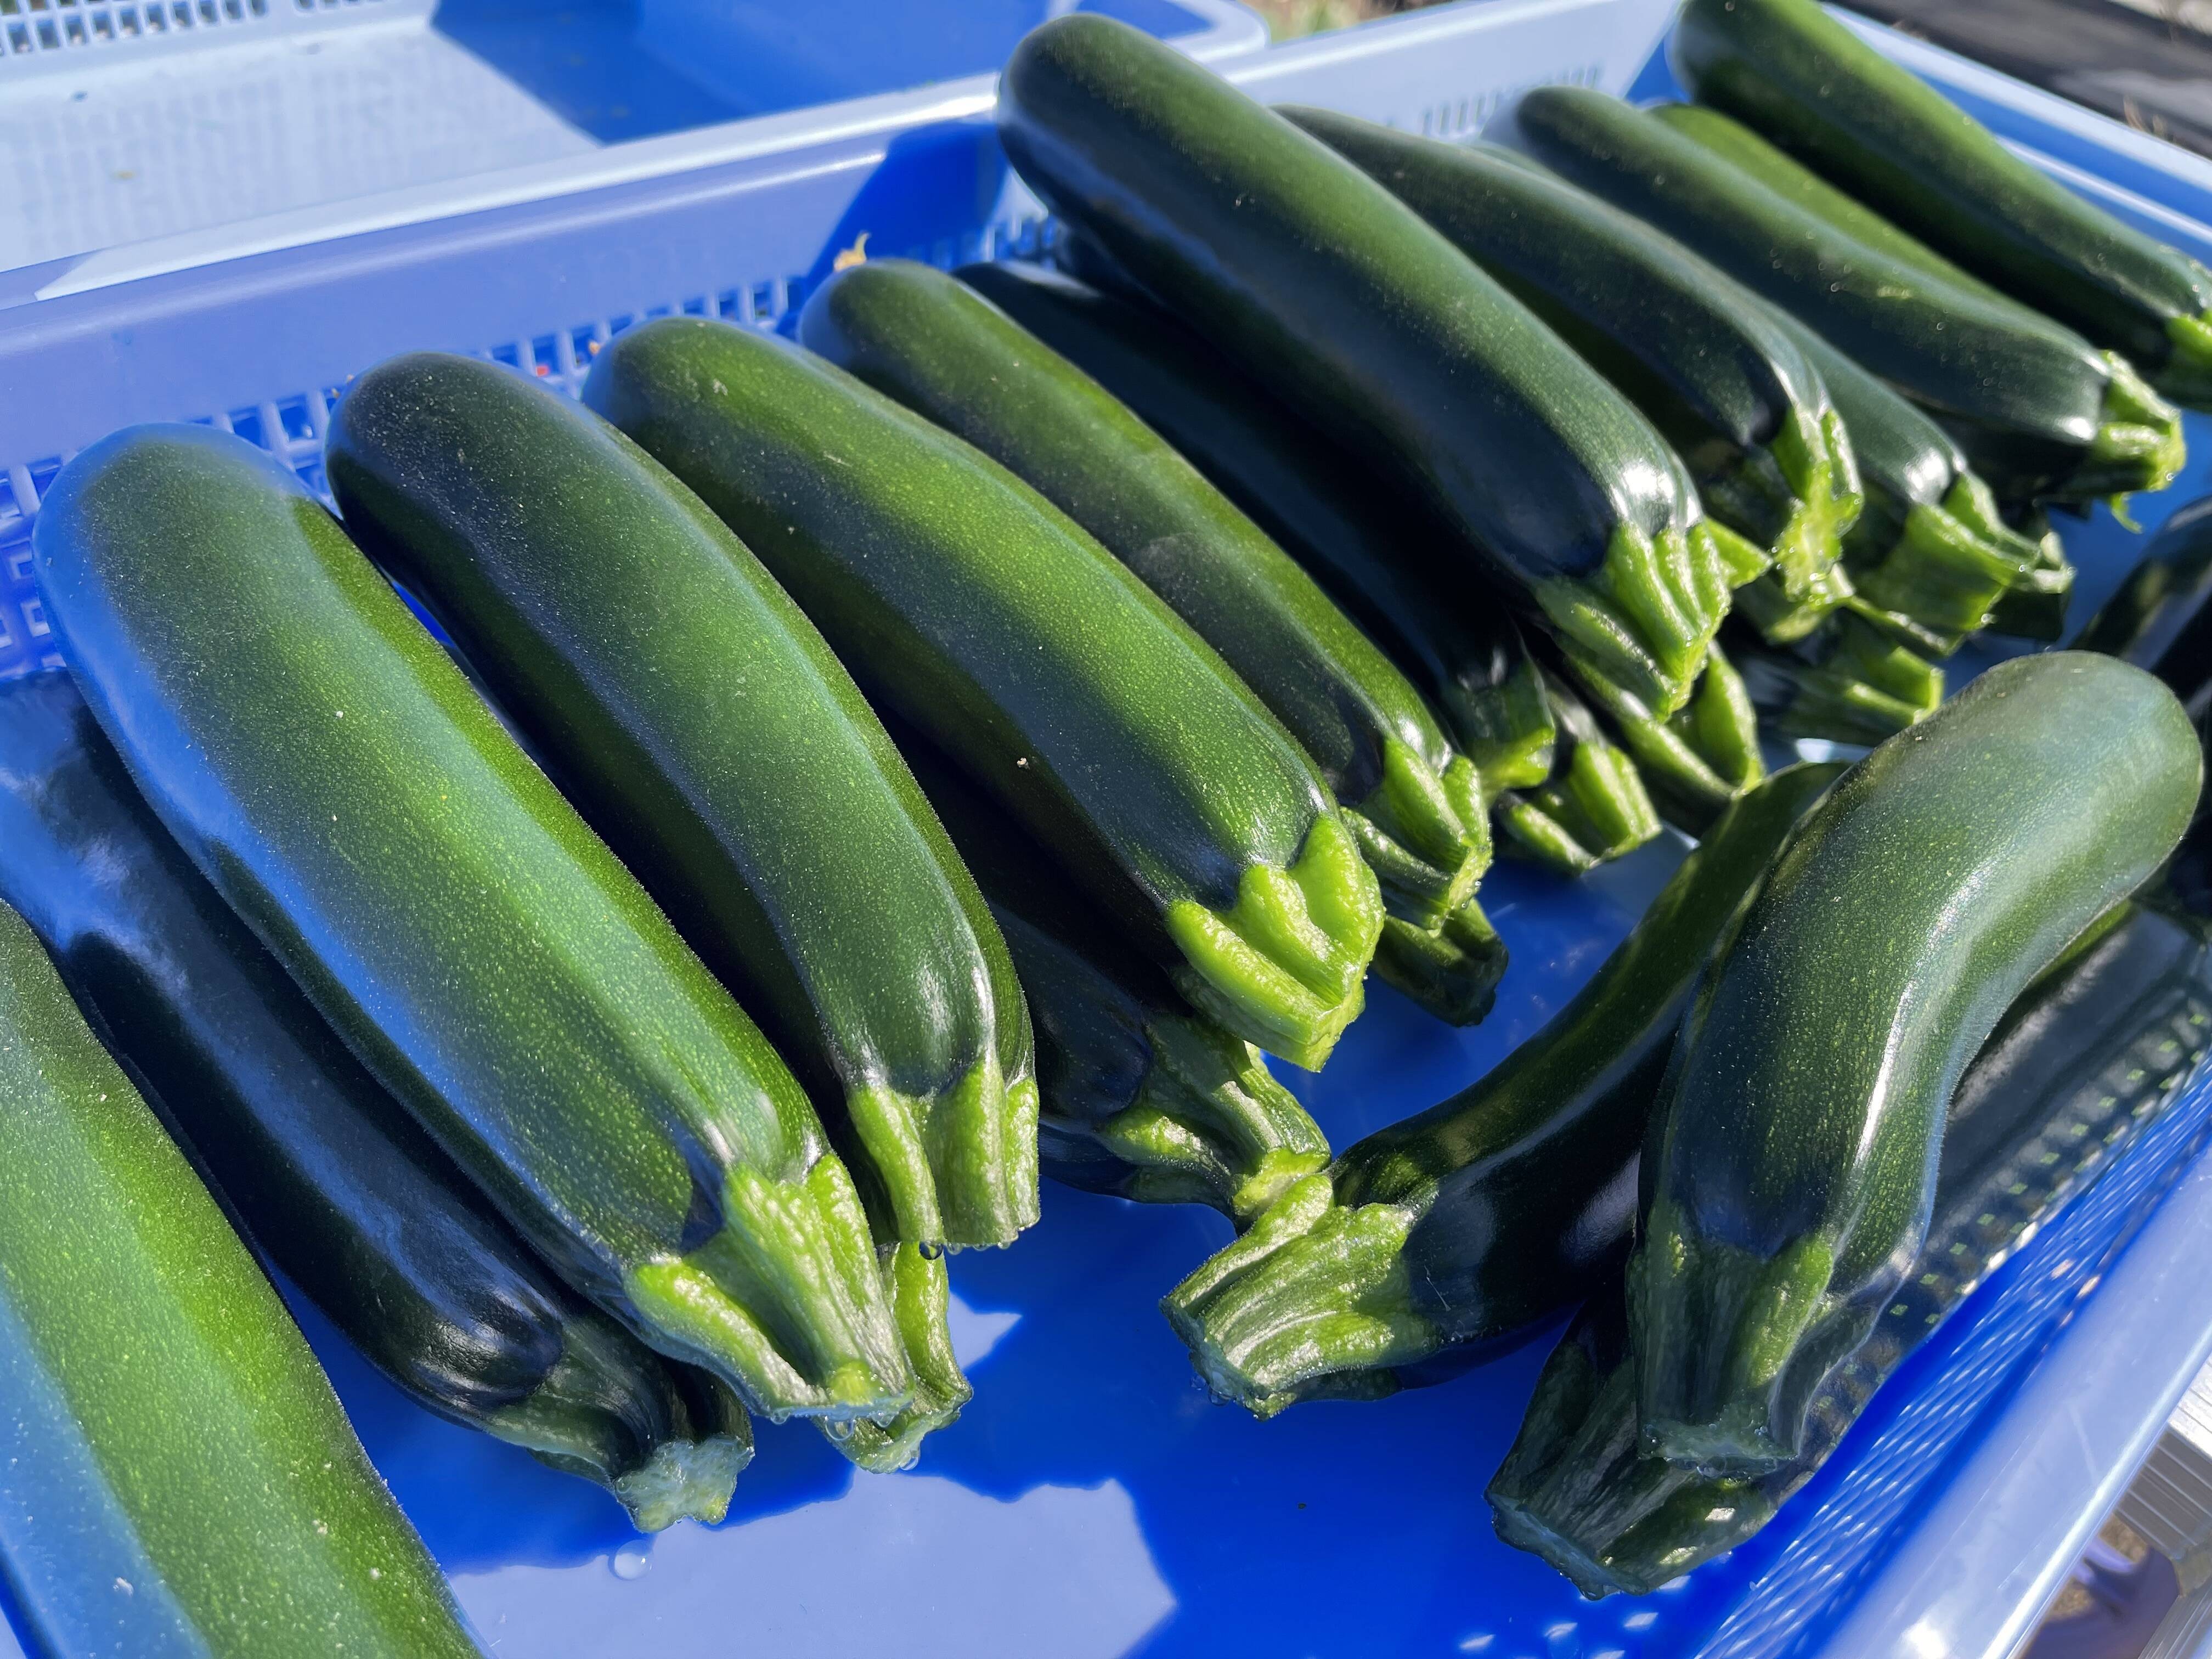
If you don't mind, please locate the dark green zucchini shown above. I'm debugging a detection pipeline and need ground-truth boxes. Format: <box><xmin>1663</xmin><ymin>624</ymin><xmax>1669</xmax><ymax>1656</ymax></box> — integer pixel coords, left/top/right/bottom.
<box><xmin>1631</xmin><ymin>652</ymin><xmax>2199</xmax><ymax>1474</ymax></box>
<box><xmin>580</xmin><ymin>317</ymin><xmax>1383</xmax><ymax>1071</ymax></box>
<box><xmin>1752</xmin><ymin>291</ymin><xmax>2064</xmax><ymax>651</ymax></box>
<box><xmin>1162</xmin><ymin>761</ymin><xmax>1843</xmax><ymax>1418</ymax></box>
<box><xmin>0</xmin><ymin>897</ymin><xmax>478</xmax><ymax>1657</ymax></box>
<box><xmin>1672</xmin><ymin>0</ymin><xmax>2212</xmax><ymax>407</ymax></box>
<box><xmin>0</xmin><ymin>672</ymin><xmax>751</xmax><ymax>1532</ymax></box>
<box><xmin>1734</xmin><ymin>612</ymin><xmax>1944</xmax><ymax>747</ymax></box>
<box><xmin>997</xmin><ymin>15</ymin><xmax>1745</xmax><ymax>719</ymax></box>
<box><xmin>795</xmin><ymin>257</ymin><xmax>1489</xmax><ymax>934</ymax></box>
<box><xmin>891</xmin><ymin>717</ymin><xmax>1330</xmax><ymax>1223</ymax></box>
<box><xmin>952</xmin><ymin>259</ymin><xmax>1661</xmax><ymax>880</ymax></box>
<box><xmin>1514</xmin><ymin>86</ymin><xmax>2185</xmax><ymax>507</ymax></box>
<box><xmin>2079</xmin><ymin>496</ymin><xmax>2212</xmax><ymax>699</ymax></box>
<box><xmin>326</xmin><ymin>351</ymin><xmax>1039</xmax><ymax>1253</ymax></box>
<box><xmin>1492</xmin><ymin>899</ymin><xmax>2212</xmax><ymax>1595</ymax></box>
<box><xmin>33</xmin><ymin>424</ymin><xmax>916</xmax><ymax>1427</ymax></box>
<box><xmin>1283</xmin><ymin>105</ymin><xmax>1859</xmax><ymax>644</ymax></box>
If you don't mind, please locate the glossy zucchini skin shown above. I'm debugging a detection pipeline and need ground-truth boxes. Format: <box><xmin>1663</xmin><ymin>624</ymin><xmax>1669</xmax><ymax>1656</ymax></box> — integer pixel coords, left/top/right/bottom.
<box><xmin>0</xmin><ymin>898</ymin><xmax>478</xmax><ymax>1658</ymax></box>
<box><xmin>1163</xmin><ymin>761</ymin><xmax>1844</xmax><ymax>1419</ymax></box>
<box><xmin>797</xmin><ymin>258</ymin><xmax>1489</xmax><ymax>933</ymax></box>
<box><xmin>32</xmin><ymin>424</ymin><xmax>915</xmax><ymax>1427</ymax></box>
<box><xmin>2079</xmin><ymin>496</ymin><xmax>2212</xmax><ymax>700</ymax></box>
<box><xmin>326</xmin><ymin>351</ymin><xmax>1037</xmax><ymax>1253</ymax></box>
<box><xmin>997</xmin><ymin>15</ymin><xmax>1738</xmax><ymax>718</ymax></box>
<box><xmin>1514</xmin><ymin>86</ymin><xmax>2185</xmax><ymax>506</ymax></box>
<box><xmin>0</xmin><ymin>673</ymin><xmax>751</xmax><ymax>1533</ymax></box>
<box><xmin>1285</xmin><ymin>106</ymin><xmax>1859</xmax><ymax>642</ymax></box>
<box><xmin>952</xmin><ymin>259</ymin><xmax>1660</xmax><ymax>881</ymax></box>
<box><xmin>1672</xmin><ymin>0</ymin><xmax>2212</xmax><ymax>405</ymax></box>
<box><xmin>1632</xmin><ymin>652</ymin><xmax>2200</xmax><ymax>1474</ymax></box>
<box><xmin>1492</xmin><ymin>899</ymin><xmax>2212</xmax><ymax>1595</ymax></box>
<box><xmin>889</xmin><ymin>720</ymin><xmax>1329</xmax><ymax>1224</ymax></box>
<box><xmin>581</xmin><ymin>316</ymin><xmax>1382</xmax><ymax>1071</ymax></box>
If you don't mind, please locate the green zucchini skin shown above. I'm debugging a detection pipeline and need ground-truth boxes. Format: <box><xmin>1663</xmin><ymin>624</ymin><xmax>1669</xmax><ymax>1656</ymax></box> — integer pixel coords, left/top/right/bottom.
<box><xmin>580</xmin><ymin>315</ymin><xmax>1381</xmax><ymax>1071</ymax></box>
<box><xmin>1492</xmin><ymin>899</ymin><xmax>2212</xmax><ymax>1595</ymax></box>
<box><xmin>32</xmin><ymin>424</ymin><xmax>915</xmax><ymax>1427</ymax></box>
<box><xmin>889</xmin><ymin>719</ymin><xmax>1330</xmax><ymax>1224</ymax></box>
<box><xmin>1284</xmin><ymin>106</ymin><xmax>1859</xmax><ymax>642</ymax></box>
<box><xmin>325</xmin><ymin>351</ymin><xmax>1038</xmax><ymax>1253</ymax></box>
<box><xmin>996</xmin><ymin>15</ymin><xmax>1737</xmax><ymax>718</ymax></box>
<box><xmin>2079</xmin><ymin>496</ymin><xmax>2212</xmax><ymax>701</ymax></box>
<box><xmin>1632</xmin><ymin>652</ymin><xmax>2200</xmax><ymax>1474</ymax></box>
<box><xmin>797</xmin><ymin>258</ymin><xmax>1488</xmax><ymax>933</ymax></box>
<box><xmin>1672</xmin><ymin>0</ymin><xmax>2212</xmax><ymax>405</ymax></box>
<box><xmin>952</xmin><ymin>259</ymin><xmax>1660</xmax><ymax>881</ymax></box>
<box><xmin>1514</xmin><ymin>86</ymin><xmax>2185</xmax><ymax>505</ymax></box>
<box><xmin>0</xmin><ymin>899</ymin><xmax>478</xmax><ymax>1657</ymax></box>
<box><xmin>1162</xmin><ymin>761</ymin><xmax>1844</xmax><ymax>1419</ymax></box>
<box><xmin>0</xmin><ymin>673</ymin><xmax>752</xmax><ymax>1533</ymax></box>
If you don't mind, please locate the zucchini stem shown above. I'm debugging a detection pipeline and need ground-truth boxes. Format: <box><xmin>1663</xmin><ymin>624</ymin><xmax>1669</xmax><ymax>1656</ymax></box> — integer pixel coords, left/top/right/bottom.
<box><xmin>486</xmin><ymin>1321</ymin><xmax>755</xmax><ymax>1532</ymax></box>
<box><xmin>1496</xmin><ymin>741</ymin><xmax>1661</xmax><ymax>874</ymax></box>
<box><xmin>1740</xmin><ymin>613</ymin><xmax>1944</xmax><ymax>747</ymax></box>
<box><xmin>1712</xmin><ymin>407</ymin><xmax>1865</xmax><ymax>646</ymax></box>
<box><xmin>1160</xmin><ymin>1173</ymin><xmax>1440</xmax><ymax>1418</ymax></box>
<box><xmin>1985</xmin><ymin>518</ymin><xmax>2075</xmax><ymax>640</ymax></box>
<box><xmin>1081</xmin><ymin>1013</ymin><xmax>1330</xmax><ymax>1222</ymax></box>
<box><xmin>1342</xmin><ymin>742</ymin><xmax>1492</xmax><ymax>930</ymax></box>
<box><xmin>849</xmin><ymin>1058</ymin><xmax>1041</xmax><ymax>1252</ymax></box>
<box><xmin>1165</xmin><ymin>814</ymin><xmax>1384</xmax><ymax>1071</ymax></box>
<box><xmin>2159</xmin><ymin>311</ymin><xmax>2212</xmax><ymax>409</ymax></box>
<box><xmin>1372</xmin><ymin>897</ymin><xmax>1509</xmax><ymax>1028</ymax></box>
<box><xmin>1628</xmin><ymin>1196</ymin><xmax>1869</xmax><ymax>1474</ymax></box>
<box><xmin>1849</xmin><ymin>473</ymin><xmax>2040</xmax><ymax>648</ymax></box>
<box><xmin>2068</xmin><ymin>351</ymin><xmax>2186</xmax><ymax>505</ymax></box>
<box><xmin>1570</xmin><ymin>645</ymin><xmax>1765</xmax><ymax>837</ymax></box>
<box><xmin>1534</xmin><ymin>521</ymin><xmax>1731</xmax><ymax>717</ymax></box>
<box><xmin>625</xmin><ymin>1155</ymin><xmax>914</xmax><ymax>1423</ymax></box>
<box><xmin>821</xmin><ymin>1243</ymin><xmax>971</xmax><ymax>1472</ymax></box>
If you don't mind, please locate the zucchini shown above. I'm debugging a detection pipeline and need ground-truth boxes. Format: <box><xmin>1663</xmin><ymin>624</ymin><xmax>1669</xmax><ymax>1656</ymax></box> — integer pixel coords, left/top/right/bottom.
<box><xmin>1672</xmin><ymin>0</ymin><xmax>2212</xmax><ymax>407</ymax></box>
<box><xmin>325</xmin><ymin>351</ymin><xmax>1038</xmax><ymax>1253</ymax></box>
<box><xmin>32</xmin><ymin>424</ymin><xmax>917</xmax><ymax>1427</ymax></box>
<box><xmin>1631</xmin><ymin>651</ymin><xmax>2199</xmax><ymax>1473</ymax></box>
<box><xmin>1283</xmin><ymin>106</ymin><xmax>1859</xmax><ymax>644</ymax></box>
<box><xmin>1514</xmin><ymin>86</ymin><xmax>2185</xmax><ymax>506</ymax></box>
<box><xmin>1162</xmin><ymin>761</ymin><xmax>1843</xmax><ymax>1418</ymax></box>
<box><xmin>1492</xmin><ymin>898</ymin><xmax>2212</xmax><ymax>1595</ymax></box>
<box><xmin>0</xmin><ymin>672</ymin><xmax>751</xmax><ymax>1533</ymax></box>
<box><xmin>1734</xmin><ymin>612</ymin><xmax>1944</xmax><ymax>747</ymax></box>
<box><xmin>2079</xmin><ymin>496</ymin><xmax>2212</xmax><ymax>699</ymax></box>
<box><xmin>952</xmin><ymin>259</ymin><xmax>1661</xmax><ymax>879</ymax></box>
<box><xmin>997</xmin><ymin>15</ymin><xmax>1743</xmax><ymax>719</ymax></box>
<box><xmin>795</xmin><ymin>257</ymin><xmax>1489</xmax><ymax>933</ymax></box>
<box><xmin>580</xmin><ymin>317</ymin><xmax>1383</xmax><ymax>1071</ymax></box>
<box><xmin>892</xmin><ymin>718</ymin><xmax>1330</xmax><ymax>1223</ymax></box>
<box><xmin>1551</xmin><ymin>639</ymin><xmax>1763</xmax><ymax>837</ymax></box>
<box><xmin>0</xmin><ymin>897</ymin><xmax>478</xmax><ymax>1657</ymax></box>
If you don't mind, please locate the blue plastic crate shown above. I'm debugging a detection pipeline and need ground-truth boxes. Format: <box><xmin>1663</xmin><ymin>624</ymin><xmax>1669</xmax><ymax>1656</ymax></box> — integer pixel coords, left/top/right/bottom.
<box><xmin>1</xmin><ymin>5</ymin><xmax>2209</xmax><ymax>1656</ymax></box>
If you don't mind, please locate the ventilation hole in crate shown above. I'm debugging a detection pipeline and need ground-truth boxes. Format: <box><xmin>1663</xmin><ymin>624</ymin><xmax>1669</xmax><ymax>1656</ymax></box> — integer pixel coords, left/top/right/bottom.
<box><xmin>749</xmin><ymin>281</ymin><xmax>774</xmax><ymax>320</ymax></box>
<box><xmin>570</xmin><ymin>325</ymin><xmax>602</xmax><ymax>362</ymax></box>
<box><xmin>19</xmin><ymin>598</ymin><xmax>49</xmax><ymax>640</ymax></box>
<box><xmin>489</xmin><ymin>341</ymin><xmax>521</xmax><ymax>369</ymax></box>
<box><xmin>226</xmin><ymin>406</ymin><xmax>265</xmax><ymax>448</ymax></box>
<box><xmin>34</xmin><ymin>16</ymin><xmax>57</xmax><ymax>44</ymax></box>
<box><xmin>60</xmin><ymin>11</ymin><xmax>81</xmax><ymax>40</ymax></box>
<box><xmin>681</xmin><ymin>295</ymin><xmax>708</xmax><ymax>318</ymax></box>
<box><xmin>5</xmin><ymin>22</ymin><xmax>26</xmax><ymax>49</ymax></box>
<box><xmin>90</xmin><ymin>9</ymin><xmax>110</xmax><ymax>37</ymax></box>
<box><xmin>529</xmin><ymin>334</ymin><xmax>558</xmax><ymax>376</ymax></box>
<box><xmin>714</xmin><ymin>290</ymin><xmax>742</xmax><ymax>321</ymax></box>
<box><xmin>275</xmin><ymin>396</ymin><xmax>315</xmax><ymax>445</ymax></box>
<box><xmin>117</xmin><ymin>7</ymin><xmax>138</xmax><ymax>33</ymax></box>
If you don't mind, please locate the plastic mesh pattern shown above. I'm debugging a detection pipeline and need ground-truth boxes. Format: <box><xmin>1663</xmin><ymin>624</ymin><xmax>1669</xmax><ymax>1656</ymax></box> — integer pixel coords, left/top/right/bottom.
<box><xmin>0</xmin><ymin>0</ymin><xmax>391</xmax><ymax>68</ymax></box>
